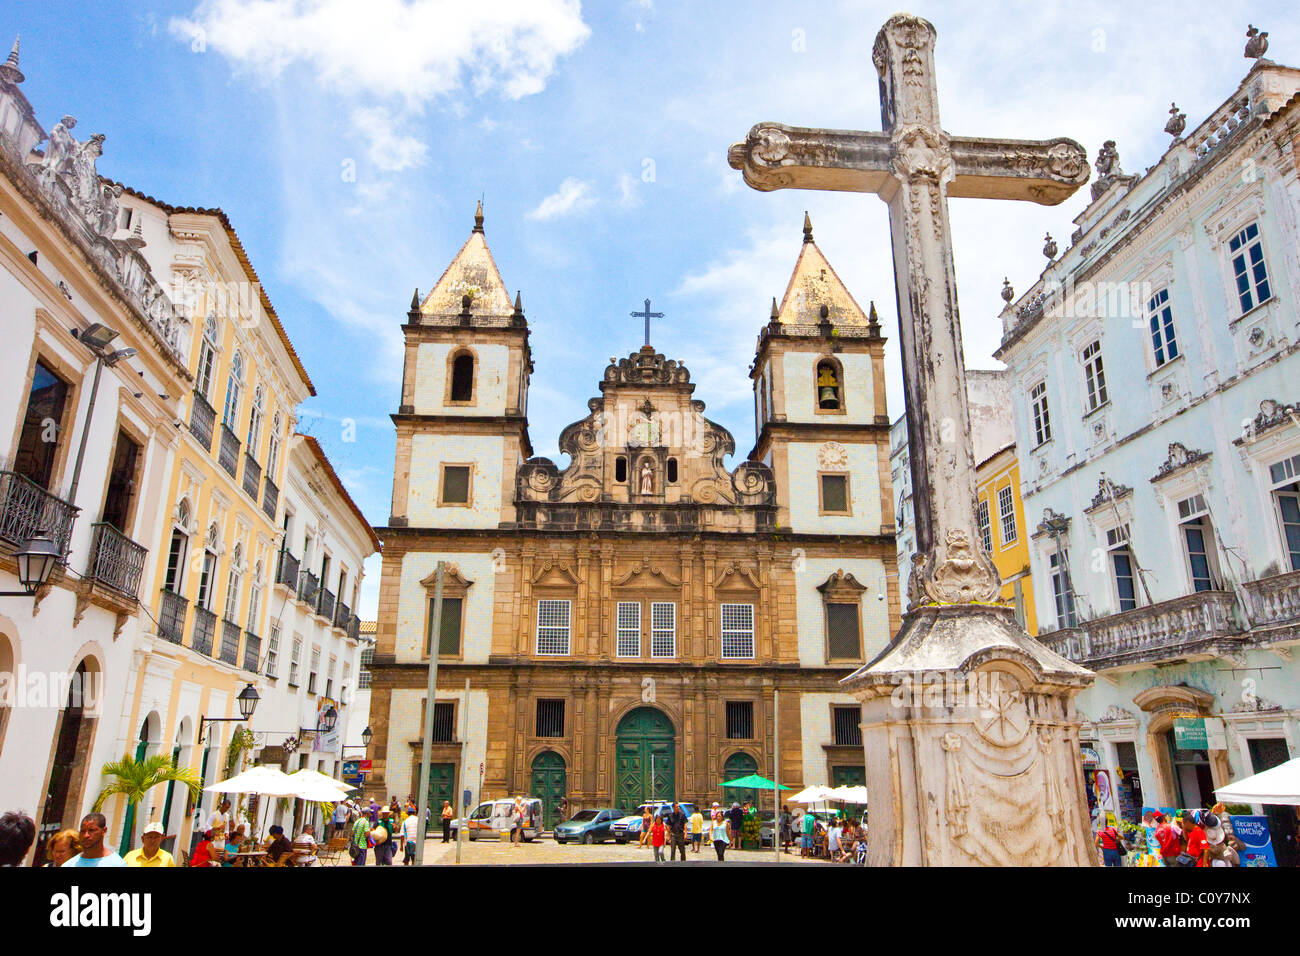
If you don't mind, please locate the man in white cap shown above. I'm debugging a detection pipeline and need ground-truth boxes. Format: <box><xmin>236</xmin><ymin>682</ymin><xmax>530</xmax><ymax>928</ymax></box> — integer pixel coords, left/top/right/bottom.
<box><xmin>123</xmin><ymin>822</ymin><xmax>176</xmax><ymax>867</ymax></box>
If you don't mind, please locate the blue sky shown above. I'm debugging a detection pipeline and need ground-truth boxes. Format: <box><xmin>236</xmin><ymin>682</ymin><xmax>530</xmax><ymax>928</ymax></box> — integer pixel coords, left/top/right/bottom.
<box><xmin>4</xmin><ymin>0</ymin><xmax>1289</xmax><ymax>616</ymax></box>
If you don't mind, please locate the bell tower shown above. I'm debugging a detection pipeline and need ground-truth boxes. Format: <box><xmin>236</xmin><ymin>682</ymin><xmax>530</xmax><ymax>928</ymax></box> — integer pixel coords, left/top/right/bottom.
<box><xmin>389</xmin><ymin>202</ymin><xmax>533</xmax><ymax>528</ymax></box>
<box><xmin>748</xmin><ymin>213</ymin><xmax>892</xmax><ymax>536</ymax></box>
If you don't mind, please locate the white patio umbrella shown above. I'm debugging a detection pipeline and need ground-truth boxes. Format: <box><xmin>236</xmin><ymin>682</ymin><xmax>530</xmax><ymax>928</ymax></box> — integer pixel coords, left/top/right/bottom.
<box><xmin>1214</xmin><ymin>758</ymin><xmax>1300</xmax><ymax>806</ymax></box>
<box><xmin>829</xmin><ymin>785</ymin><xmax>869</xmax><ymax>804</ymax></box>
<box><xmin>788</xmin><ymin>785</ymin><xmax>837</xmax><ymax>804</ymax></box>
<box><xmin>287</xmin><ymin>768</ymin><xmax>353</xmax><ymax>796</ymax></box>
<box><xmin>205</xmin><ymin>765</ymin><xmax>298</xmax><ymax>797</ymax></box>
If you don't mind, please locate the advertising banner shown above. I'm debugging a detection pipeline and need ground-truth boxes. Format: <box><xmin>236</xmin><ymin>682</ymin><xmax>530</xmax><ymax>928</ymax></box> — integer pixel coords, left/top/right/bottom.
<box><xmin>1230</xmin><ymin>815</ymin><xmax>1277</xmax><ymax>867</ymax></box>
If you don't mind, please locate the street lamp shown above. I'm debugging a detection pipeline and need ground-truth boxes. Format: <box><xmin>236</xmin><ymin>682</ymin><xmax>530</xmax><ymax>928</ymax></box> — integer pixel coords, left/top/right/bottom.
<box><xmin>362</xmin><ymin>725</ymin><xmax>372</xmax><ymax>748</ymax></box>
<box><xmin>197</xmin><ymin>682</ymin><xmax>261</xmax><ymax>744</ymax></box>
<box><xmin>320</xmin><ymin>706</ymin><xmax>338</xmax><ymax>734</ymax></box>
<box><xmin>0</xmin><ymin>534</ymin><xmax>61</xmax><ymax>597</ymax></box>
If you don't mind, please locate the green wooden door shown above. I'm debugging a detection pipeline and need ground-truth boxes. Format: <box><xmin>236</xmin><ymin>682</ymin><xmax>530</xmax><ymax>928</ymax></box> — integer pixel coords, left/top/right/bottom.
<box><xmin>530</xmin><ymin>751</ymin><xmax>567</xmax><ymax>830</ymax></box>
<box><xmin>426</xmin><ymin>763</ymin><xmax>456</xmax><ymax>830</ymax></box>
<box><xmin>615</xmin><ymin>707</ymin><xmax>675</xmax><ymax>811</ymax></box>
<box><xmin>722</xmin><ymin>752</ymin><xmax>759</xmax><ymax>806</ymax></box>
<box><xmin>831</xmin><ymin>765</ymin><xmax>865</xmax><ymax>788</ymax></box>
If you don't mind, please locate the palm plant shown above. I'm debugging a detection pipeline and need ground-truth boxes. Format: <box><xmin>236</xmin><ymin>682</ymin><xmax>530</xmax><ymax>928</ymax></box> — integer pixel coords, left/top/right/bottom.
<box><xmin>93</xmin><ymin>752</ymin><xmax>202</xmax><ymax>850</ymax></box>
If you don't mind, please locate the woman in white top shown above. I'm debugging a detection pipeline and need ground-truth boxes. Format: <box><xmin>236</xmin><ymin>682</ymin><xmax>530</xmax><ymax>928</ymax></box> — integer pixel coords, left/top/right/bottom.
<box><xmin>709</xmin><ymin>810</ymin><xmax>731</xmax><ymax>862</ymax></box>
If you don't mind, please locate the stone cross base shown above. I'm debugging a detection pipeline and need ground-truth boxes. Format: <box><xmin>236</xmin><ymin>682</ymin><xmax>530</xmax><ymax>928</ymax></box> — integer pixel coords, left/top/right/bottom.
<box><xmin>846</xmin><ymin>605</ymin><xmax>1097</xmax><ymax>866</ymax></box>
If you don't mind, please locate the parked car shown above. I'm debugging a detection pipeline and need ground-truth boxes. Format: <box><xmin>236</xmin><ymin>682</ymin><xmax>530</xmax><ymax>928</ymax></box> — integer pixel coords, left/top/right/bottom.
<box><xmin>610</xmin><ymin>801</ymin><xmax>696</xmax><ymax>844</ymax></box>
<box><xmin>553</xmin><ymin>808</ymin><xmax>624</xmax><ymax>844</ymax></box>
<box><xmin>450</xmin><ymin>797</ymin><xmax>544</xmax><ymax>842</ymax></box>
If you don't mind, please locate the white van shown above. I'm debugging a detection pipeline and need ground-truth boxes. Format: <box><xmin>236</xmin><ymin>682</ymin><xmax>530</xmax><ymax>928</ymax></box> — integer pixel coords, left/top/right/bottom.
<box><xmin>452</xmin><ymin>797</ymin><xmax>544</xmax><ymax>842</ymax></box>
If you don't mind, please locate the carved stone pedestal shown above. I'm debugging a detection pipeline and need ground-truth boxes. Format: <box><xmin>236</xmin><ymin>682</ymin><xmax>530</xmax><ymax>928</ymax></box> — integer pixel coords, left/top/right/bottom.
<box><xmin>844</xmin><ymin>605</ymin><xmax>1097</xmax><ymax>866</ymax></box>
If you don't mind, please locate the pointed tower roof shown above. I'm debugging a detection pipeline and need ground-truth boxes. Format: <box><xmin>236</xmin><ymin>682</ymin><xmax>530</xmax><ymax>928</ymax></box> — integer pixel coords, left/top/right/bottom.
<box><xmin>419</xmin><ymin>202</ymin><xmax>514</xmax><ymax>317</ymax></box>
<box><xmin>0</xmin><ymin>36</ymin><xmax>23</xmax><ymax>85</ymax></box>
<box><xmin>774</xmin><ymin>213</ymin><xmax>869</xmax><ymax>326</ymax></box>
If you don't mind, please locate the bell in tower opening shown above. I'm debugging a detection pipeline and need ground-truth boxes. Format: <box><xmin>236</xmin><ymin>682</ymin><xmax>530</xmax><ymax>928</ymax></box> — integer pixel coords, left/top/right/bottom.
<box><xmin>817</xmin><ymin>360</ymin><xmax>843</xmax><ymax>410</ymax></box>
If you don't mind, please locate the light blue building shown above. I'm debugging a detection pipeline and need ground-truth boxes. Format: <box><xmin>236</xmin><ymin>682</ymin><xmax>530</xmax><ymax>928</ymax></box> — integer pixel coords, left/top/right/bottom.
<box><xmin>996</xmin><ymin>53</ymin><xmax>1300</xmax><ymax>862</ymax></box>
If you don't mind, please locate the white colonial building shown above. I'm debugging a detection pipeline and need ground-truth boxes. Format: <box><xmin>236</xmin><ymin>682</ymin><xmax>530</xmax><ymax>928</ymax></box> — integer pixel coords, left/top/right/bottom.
<box><xmin>996</xmin><ymin>50</ymin><xmax>1300</xmax><ymax>862</ymax></box>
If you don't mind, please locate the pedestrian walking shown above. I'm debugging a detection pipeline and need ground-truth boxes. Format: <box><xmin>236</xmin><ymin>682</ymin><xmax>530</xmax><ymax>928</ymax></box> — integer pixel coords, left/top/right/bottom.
<box><xmin>666</xmin><ymin>802</ymin><xmax>688</xmax><ymax>861</ymax></box>
<box><xmin>779</xmin><ymin>805</ymin><xmax>793</xmax><ymax>853</ymax></box>
<box><xmin>401</xmin><ymin>806</ymin><xmax>421</xmax><ymax>864</ymax></box>
<box><xmin>709</xmin><ymin>809</ymin><xmax>731</xmax><ymax>861</ymax></box>
<box><xmin>511</xmin><ymin>796</ymin><xmax>525</xmax><ymax>847</ymax></box>
<box><xmin>441</xmin><ymin>800</ymin><xmax>453</xmax><ymax>843</ymax></box>
<box><xmin>373</xmin><ymin>808</ymin><xmax>395</xmax><ymax>865</ymax></box>
<box><xmin>650</xmin><ymin>812</ymin><xmax>667</xmax><ymax>862</ymax></box>
<box><xmin>329</xmin><ymin>801</ymin><xmax>348</xmax><ymax>841</ymax></box>
<box><xmin>62</xmin><ymin>813</ymin><xmax>125</xmax><ymax>867</ymax></box>
<box><xmin>350</xmin><ymin>812</ymin><xmax>371</xmax><ymax>866</ymax></box>
<box><xmin>1096</xmin><ymin>819</ymin><xmax>1125</xmax><ymax>867</ymax></box>
<box><xmin>728</xmin><ymin>802</ymin><xmax>745</xmax><ymax>850</ymax></box>
<box><xmin>800</xmin><ymin>808</ymin><xmax>816</xmax><ymax>857</ymax></box>
<box><xmin>638</xmin><ymin>805</ymin><xmax>653</xmax><ymax>849</ymax></box>
<box><xmin>689</xmin><ymin>805</ymin><xmax>704</xmax><ymax>854</ymax></box>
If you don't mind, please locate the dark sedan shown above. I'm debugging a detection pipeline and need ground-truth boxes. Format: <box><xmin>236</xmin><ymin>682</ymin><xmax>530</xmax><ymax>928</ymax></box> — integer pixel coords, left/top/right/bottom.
<box><xmin>553</xmin><ymin>808</ymin><xmax>624</xmax><ymax>844</ymax></box>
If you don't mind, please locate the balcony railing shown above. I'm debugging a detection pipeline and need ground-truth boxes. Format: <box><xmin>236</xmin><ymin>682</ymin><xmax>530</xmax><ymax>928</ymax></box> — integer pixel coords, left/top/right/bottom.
<box><xmin>158</xmin><ymin>588</ymin><xmax>188</xmax><ymax>643</ymax></box>
<box><xmin>1242</xmin><ymin>569</ymin><xmax>1300</xmax><ymax>631</ymax></box>
<box><xmin>219</xmin><ymin>618</ymin><xmax>241</xmax><ymax>665</ymax></box>
<box><xmin>87</xmin><ymin>523</ymin><xmax>147</xmax><ymax>598</ymax></box>
<box><xmin>348</xmin><ymin>615</ymin><xmax>361</xmax><ymax>642</ymax></box>
<box><xmin>218</xmin><ymin>424</ymin><xmax>241</xmax><ymax>478</ymax></box>
<box><xmin>262</xmin><ymin>476</ymin><xmax>279</xmax><ymax>520</ymax></box>
<box><xmin>276</xmin><ymin>550</ymin><xmax>299</xmax><ymax>588</ymax></box>
<box><xmin>0</xmin><ymin>470</ymin><xmax>78</xmax><ymax>561</ymax></box>
<box><xmin>334</xmin><ymin>600</ymin><xmax>351</xmax><ymax>631</ymax></box>
<box><xmin>298</xmin><ymin>570</ymin><xmax>319</xmax><ymax>607</ymax></box>
<box><xmin>1038</xmin><ymin>590</ymin><xmax>1242</xmax><ymax>669</ymax></box>
<box><xmin>317</xmin><ymin>587</ymin><xmax>335</xmax><ymax>623</ymax></box>
<box><xmin>192</xmin><ymin>606</ymin><xmax>217</xmax><ymax>657</ymax></box>
<box><xmin>189</xmin><ymin>390</ymin><xmax>216</xmax><ymax>451</ymax></box>
<box><xmin>242</xmin><ymin>632</ymin><xmax>261</xmax><ymax>674</ymax></box>
<box><xmin>242</xmin><ymin>453</ymin><xmax>261</xmax><ymax>500</ymax></box>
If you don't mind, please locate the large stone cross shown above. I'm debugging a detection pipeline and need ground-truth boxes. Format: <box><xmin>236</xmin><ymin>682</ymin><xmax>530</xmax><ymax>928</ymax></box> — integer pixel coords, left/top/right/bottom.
<box><xmin>729</xmin><ymin>13</ymin><xmax>1088</xmax><ymax>609</ymax></box>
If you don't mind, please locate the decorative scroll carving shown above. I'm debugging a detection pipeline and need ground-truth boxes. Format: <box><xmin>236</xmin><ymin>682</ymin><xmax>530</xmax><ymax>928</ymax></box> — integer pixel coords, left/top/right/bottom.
<box><xmin>1151</xmin><ymin>442</ymin><xmax>1211</xmax><ymax>483</ymax></box>
<box><xmin>940</xmin><ymin>732</ymin><xmax>969</xmax><ymax>839</ymax></box>
<box><xmin>911</xmin><ymin>528</ymin><xmax>1001</xmax><ymax>607</ymax></box>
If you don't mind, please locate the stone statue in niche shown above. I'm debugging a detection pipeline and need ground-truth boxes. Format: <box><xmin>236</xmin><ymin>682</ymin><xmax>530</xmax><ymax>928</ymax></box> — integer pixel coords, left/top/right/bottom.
<box><xmin>639</xmin><ymin>459</ymin><xmax>654</xmax><ymax>494</ymax></box>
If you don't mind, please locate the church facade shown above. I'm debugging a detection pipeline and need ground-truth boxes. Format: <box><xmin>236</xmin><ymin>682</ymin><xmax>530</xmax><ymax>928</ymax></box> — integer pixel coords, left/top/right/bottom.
<box><xmin>368</xmin><ymin>208</ymin><xmax>899</xmax><ymax>824</ymax></box>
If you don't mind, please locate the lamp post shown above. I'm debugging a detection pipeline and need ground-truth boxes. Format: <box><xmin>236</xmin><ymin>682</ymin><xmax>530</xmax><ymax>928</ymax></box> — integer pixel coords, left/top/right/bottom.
<box><xmin>0</xmin><ymin>534</ymin><xmax>61</xmax><ymax>597</ymax></box>
<box><xmin>66</xmin><ymin>323</ymin><xmax>137</xmax><ymax>509</ymax></box>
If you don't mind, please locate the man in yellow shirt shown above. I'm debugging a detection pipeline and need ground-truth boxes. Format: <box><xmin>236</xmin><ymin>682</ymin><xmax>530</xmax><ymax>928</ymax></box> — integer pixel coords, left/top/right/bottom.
<box><xmin>123</xmin><ymin>822</ymin><xmax>176</xmax><ymax>867</ymax></box>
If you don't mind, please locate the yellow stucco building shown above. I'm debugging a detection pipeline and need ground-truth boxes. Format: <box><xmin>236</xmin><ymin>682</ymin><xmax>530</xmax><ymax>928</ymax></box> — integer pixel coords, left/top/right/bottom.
<box><xmin>976</xmin><ymin>443</ymin><xmax>1037</xmax><ymax>635</ymax></box>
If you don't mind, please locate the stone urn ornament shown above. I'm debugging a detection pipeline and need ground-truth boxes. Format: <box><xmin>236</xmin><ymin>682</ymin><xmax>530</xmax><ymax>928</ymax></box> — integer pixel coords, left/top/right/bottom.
<box><xmin>1042</xmin><ymin>233</ymin><xmax>1057</xmax><ymax>261</ymax></box>
<box><xmin>1164</xmin><ymin>103</ymin><xmax>1186</xmax><ymax>139</ymax></box>
<box><xmin>1245</xmin><ymin>25</ymin><xmax>1268</xmax><ymax>59</ymax></box>
<box><xmin>1001</xmin><ymin>277</ymin><xmax>1014</xmax><ymax>303</ymax></box>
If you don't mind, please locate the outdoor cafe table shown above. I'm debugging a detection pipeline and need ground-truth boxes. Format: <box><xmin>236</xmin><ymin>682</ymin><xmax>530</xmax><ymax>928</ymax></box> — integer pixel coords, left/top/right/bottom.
<box><xmin>232</xmin><ymin>851</ymin><xmax>268</xmax><ymax>867</ymax></box>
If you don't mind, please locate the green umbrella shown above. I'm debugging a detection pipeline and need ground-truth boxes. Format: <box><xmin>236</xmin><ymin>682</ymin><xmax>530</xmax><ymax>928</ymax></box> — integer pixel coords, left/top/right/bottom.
<box><xmin>721</xmin><ymin>774</ymin><xmax>791</xmax><ymax>791</ymax></box>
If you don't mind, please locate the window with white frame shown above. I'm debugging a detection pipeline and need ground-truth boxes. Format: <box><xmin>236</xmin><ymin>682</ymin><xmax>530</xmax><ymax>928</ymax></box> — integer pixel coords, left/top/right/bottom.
<box><xmin>536</xmin><ymin>600</ymin><xmax>571</xmax><ymax>655</ymax></box>
<box><xmin>1146</xmin><ymin>288</ymin><xmax>1179</xmax><ymax>368</ymax></box>
<box><xmin>308</xmin><ymin>645</ymin><xmax>321</xmax><ymax>694</ymax></box>
<box><xmin>1107</xmin><ymin>526</ymin><xmax>1138</xmax><ymax>613</ymax></box>
<box><xmin>265</xmin><ymin>624</ymin><xmax>280</xmax><ymax>678</ymax></box>
<box><xmin>224</xmin><ymin>544</ymin><xmax>243</xmax><ymax>622</ymax></box>
<box><xmin>246</xmin><ymin>579</ymin><xmax>262</xmax><ymax>635</ymax></box>
<box><xmin>341</xmin><ymin>660</ymin><xmax>350</xmax><ymax>704</ymax></box>
<box><xmin>223</xmin><ymin>351</ymin><xmax>243</xmax><ymax>427</ymax></box>
<box><xmin>1269</xmin><ymin>453</ymin><xmax>1300</xmax><ymax>571</ymax></box>
<box><xmin>247</xmin><ymin>385</ymin><xmax>264</xmax><ymax>456</ymax></box>
<box><xmin>326</xmin><ymin>654</ymin><xmax>337</xmax><ymax>699</ymax></box>
<box><xmin>720</xmin><ymin>603</ymin><xmax>755</xmax><ymax>659</ymax></box>
<box><xmin>616</xmin><ymin>601</ymin><xmax>641</xmax><ymax>657</ymax></box>
<box><xmin>1049</xmin><ymin>549</ymin><xmax>1077</xmax><ymax>629</ymax></box>
<box><xmin>1176</xmin><ymin>494</ymin><xmax>1219</xmax><ymax>592</ymax></box>
<box><xmin>197</xmin><ymin>316</ymin><xmax>219</xmax><ymax>399</ymax></box>
<box><xmin>651</xmin><ymin>602</ymin><xmax>676</xmax><ymax>658</ymax></box>
<box><xmin>997</xmin><ymin>485</ymin><xmax>1017</xmax><ymax>546</ymax></box>
<box><xmin>1030</xmin><ymin>381</ymin><xmax>1051</xmax><ymax>447</ymax></box>
<box><xmin>977</xmin><ymin>498</ymin><xmax>992</xmax><ymax>554</ymax></box>
<box><xmin>288</xmin><ymin>635</ymin><xmax>302</xmax><ymax>686</ymax></box>
<box><xmin>1228</xmin><ymin>222</ymin><xmax>1271</xmax><ymax>314</ymax></box>
<box><xmin>1081</xmin><ymin>340</ymin><xmax>1108</xmax><ymax>413</ymax></box>
<box><xmin>267</xmin><ymin>412</ymin><xmax>282</xmax><ymax>481</ymax></box>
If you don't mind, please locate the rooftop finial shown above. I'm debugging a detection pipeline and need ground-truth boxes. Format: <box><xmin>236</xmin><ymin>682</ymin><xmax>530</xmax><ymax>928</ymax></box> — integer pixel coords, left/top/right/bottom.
<box><xmin>1042</xmin><ymin>233</ymin><xmax>1057</xmax><ymax>261</ymax></box>
<box><xmin>867</xmin><ymin>300</ymin><xmax>881</xmax><ymax>335</ymax></box>
<box><xmin>1001</xmin><ymin>277</ymin><xmax>1014</xmax><ymax>303</ymax></box>
<box><xmin>802</xmin><ymin>210</ymin><xmax>814</xmax><ymax>243</ymax></box>
<box><xmin>1164</xmin><ymin>102</ymin><xmax>1186</xmax><ymax>139</ymax></box>
<box><xmin>513</xmin><ymin>290</ymin><xmax>523</xmax><ymax>315</ymax></box>
<box><xmin>0</xmin><ymin>36</ymin><xmax>23</xmax><ymax>86</ymax></box>
<box><xmin>409</xmin><ymin>288</ymin><xmax>420</xmax><ymax>311</ymax></box>
<box><xmin>1245</xmin><ymin>24</ymin><xmax>1269</xmax><ymax>59</ymax></box>
<box><xmin>473</xmin><ymin>199</ymin><xmax>484</xmax><ymax>233</ymax></box>
<box><xmin>770</xmin><ymin>296</ymin><xmax>779</xmax><ymax>322</ymax></box>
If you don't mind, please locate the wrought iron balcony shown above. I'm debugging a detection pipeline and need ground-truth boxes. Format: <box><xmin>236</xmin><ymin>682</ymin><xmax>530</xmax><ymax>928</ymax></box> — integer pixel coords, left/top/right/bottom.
<box><xmin>1242</xmin><ymin>569</ymin><xmax>1300</xmax><ymax>633</ymax></box>
<box><xmin>0</xmin><ymin>470</ymin><xmax>78</xmax><ymax>561</ymax></box>
<box><xmin>219</xmin><ymin>618</ymin><xmax>241</xmax><ymax>665</ymax></box>
<box><xmin>262</xmin><ymin>476</ymin><xmax>279</xmax><ymax>520</ymax></box>
<box><xmin>276</xmin><ymin>549</ymin><xmax>299</xmax><ymax>588</ymax></box>
<box><xmin>317</xmin><ymin>587</ymin><xmax>335</xmax><ymax>622</ymax></box>
<box><xmin>1037</xmin><ymin>590</ymin><xmax>1242</xmax><ymax>670</ymax></box>
<box><xmin>347</xmin><ymin>615</ymin><xmax>361</xmax><ymax>642</ymax></box>
<box><xmin>298</xmin><ymin>570</ymin><xmax>319</xmax><ymax>607</ymax></box>
<box><xmin>242</xmin><ymin>453</ymin><xmax>261</xmax><ymax>500</ymax></box>
<box><xmin>189</xmin><ymin>390</ymin><xmax>216</xmax><ymax>451</ymax></box>
<box><xmin>242</xmin><ymin>632</ymin><xmax>261</xmax><ymax>674</ymax></box>
<box><xmin>334</xmin><ymin>600</ymin><xmax>351</xmax><ymax>631</ymax></box>
<box><xmin>87</xmin><ymin>523</ymin><xmax>147</xmax><ymax>598</ymax></box>
<box><xmin>158</xmin><ymin>588</ymin><xmax>188</xmax><ymax>643</ymax></box>
<box><xmin>191</xmin><ymin>606</ymin><xmax>217</xmax><ymax>657</ymax></box>
<box><xmin>218</xmin><ymin>424</ymin><xmax>241</xmax><ymax>478</ymax></box>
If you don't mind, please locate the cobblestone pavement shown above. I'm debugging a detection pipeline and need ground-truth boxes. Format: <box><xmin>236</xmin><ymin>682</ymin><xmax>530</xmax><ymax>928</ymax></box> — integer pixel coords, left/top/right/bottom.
<box><xmin>412</xmin><ymin>835</ymin><xmax>835</xmax><ymax>865</ymax></box>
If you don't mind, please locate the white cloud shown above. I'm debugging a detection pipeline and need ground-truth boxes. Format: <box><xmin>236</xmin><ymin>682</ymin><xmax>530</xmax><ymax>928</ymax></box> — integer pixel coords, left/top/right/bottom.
<box><xmin>527</xmin><ymin>177</ymin><xmax>596</xmax><ymax>220</ymax></box>
<box><xmin>171</xmin><ymin>0</ymin><xmax>590</xmax><ymax>105</ymax></box>
<box><xmin>350</xmin><ymin>106</ymin><xmax>428</xmax><ymax>172</ymax></box>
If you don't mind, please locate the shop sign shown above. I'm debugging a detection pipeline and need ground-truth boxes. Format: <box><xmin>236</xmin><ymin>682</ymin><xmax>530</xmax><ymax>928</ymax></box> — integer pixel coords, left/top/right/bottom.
<box><xmin>1173</xmin><ymin>717</ymin><xmax>1207</xmax><ymax>750</ymax></box>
